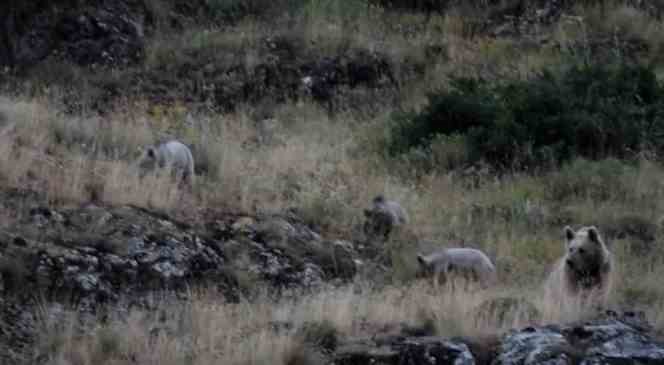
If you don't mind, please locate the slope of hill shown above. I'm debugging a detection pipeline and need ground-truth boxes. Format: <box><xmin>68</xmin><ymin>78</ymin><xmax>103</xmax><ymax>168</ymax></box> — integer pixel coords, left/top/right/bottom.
<box><xmin>2</xmin><ymin>1</ymin><xmax>664</xmax><ymax>364</ymax></box>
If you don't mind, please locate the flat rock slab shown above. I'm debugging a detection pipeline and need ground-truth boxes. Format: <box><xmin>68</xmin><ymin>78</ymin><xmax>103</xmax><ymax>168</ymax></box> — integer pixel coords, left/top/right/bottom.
<box><xmin>493</xmin><ymin>311</ymin><xmax>664</xmax><ymax>365</ymax></box>
<box><xmin>334</xmin><ymin>336</ymin><xmax>475</xmax><ymax>365</ymax></box>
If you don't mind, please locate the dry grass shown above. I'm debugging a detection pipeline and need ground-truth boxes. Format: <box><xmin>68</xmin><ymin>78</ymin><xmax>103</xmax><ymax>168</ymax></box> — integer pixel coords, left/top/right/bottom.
<box><xmin>36</xmin><ymin>274</ymin><xmax>648</xmax><ymax>365</ymax></box>
<box><xmin>549</xmin><ymin>1</ymin><xmax>664</xmax><ymax>66</ymax></box>
<box><xmin>577</xmin><ymin>1</ymin><xmax>663</xmax><ymax>43</ymax></box>
<box><xmin>28</xmin><ymin>283</ymin><xmax>537</xmax><ymax>364</ymax></box>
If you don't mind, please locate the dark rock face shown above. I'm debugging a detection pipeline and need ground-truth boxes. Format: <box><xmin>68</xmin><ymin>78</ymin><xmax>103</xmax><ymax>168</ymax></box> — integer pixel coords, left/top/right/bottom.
<box><xmin>1</xmin><ymin>0</ymin><xmax>147</xmax><ymax>69</ymax></box>
<box><xmin>55</xmin><ymin>7</ymin><xmax>145</xmax><ymax>67</ymax></box>
<box><xmin>0</xmin><ymin>198</ymin><xmax>361</xmax><ymax>310</ymax></box>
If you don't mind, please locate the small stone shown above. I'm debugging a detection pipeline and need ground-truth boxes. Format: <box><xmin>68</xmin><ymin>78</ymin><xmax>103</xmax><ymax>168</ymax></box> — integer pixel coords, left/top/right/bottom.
<box><xmin>231</xmin><ymin>217</ymin><xmax>256</xmax><ymax>233</ymax></box>
<box><xmin>75</xmin><ymin>273</ymin><xmax>99</xmax><ymax>292</ymax></box>
<box><xmin>126</xmin><ymin>237</ymin><xmax>145</xmax><ymax>255</ymax></box>
<box><xmin>151</xmin><ymin>262</ymin><xmax>185</xmax><ymax>280</ymax></box>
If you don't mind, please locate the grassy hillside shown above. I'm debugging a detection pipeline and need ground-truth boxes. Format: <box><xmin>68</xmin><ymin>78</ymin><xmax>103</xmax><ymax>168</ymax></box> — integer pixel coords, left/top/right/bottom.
<box><xmin>3</xmin><ymin>0</ymin><xmax>664</xmax><ymax>364</ymax></box>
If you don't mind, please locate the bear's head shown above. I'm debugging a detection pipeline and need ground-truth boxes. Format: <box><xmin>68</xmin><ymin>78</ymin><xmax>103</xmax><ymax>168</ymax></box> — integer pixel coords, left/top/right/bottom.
<box><xmin>137</xmin><ymin>146</ymin><xmax>158</xmax><ymax>173</ymax></box>
<box><xmin>416</xmin><ymin>253</ymin><xmax>434</xmax><ymax>278</ymax></box>
<box><xmin>372</xmin><ymin>194</ymin><xmax>386</xmax><ymax>205</ymax></box>
<box><xmin>564</xmin><ymin>225</ymin><xmax>606</xmax><ymax>277</ymax></box>
<box><xmin>134</xmin><ymin>146</ymin><xmax>162</xmax><ymax>180</ymax></box>
<box><xmin>363</xmin><ymin>208</ymin><xmax>393</xmax><ymax>241</ymax></box>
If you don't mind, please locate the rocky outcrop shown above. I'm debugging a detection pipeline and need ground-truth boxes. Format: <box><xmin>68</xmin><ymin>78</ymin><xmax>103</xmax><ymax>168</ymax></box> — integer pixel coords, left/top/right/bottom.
<box><xmin>3</xmin><ymin>204</ymin><xmax>226</xmax><ymax>308</ymax></box>
<box><xmin>494</xmin><ymin>311</ymin><xmax>664</xmax><ymax>365</ymax></box>
<box><xmin>332</xmin><ymin>311</ymin><xmax>664</xmax><ymax>365</ymax></box>
<box><xmin>0</xmin><ymin>186</ymin><xmax>367</xmax><ymax>363</ymax></box>
<box><xmin>0</xmin><ymin>191</ymin><xmax>364</xmax><ymax>361</ymax></box>
<box><xmin>0</xmin><ymin>194</ymin><xmax>360</xmax><ymax>309</ymax></box>
<box><xmin>0</xmin><ymin>0</ymin><xmax>148</xmax><ymax>69</ymax></box>
<box><xmin>1</xmin><ymin>190</ymin><xmax>663</xmax><ymax>365</ymax></box>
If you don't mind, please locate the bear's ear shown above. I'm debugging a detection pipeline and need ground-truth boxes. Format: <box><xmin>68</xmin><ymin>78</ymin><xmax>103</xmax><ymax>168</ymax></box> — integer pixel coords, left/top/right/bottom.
<box><xmin>587</xmin><ymin>226</ymin><xmax>600</xmax><ymax>244</ymax></box>
<box><xmin>564</xmin><ymin>226</ymin><xmax>575</xmax><ymax>241</ymax></box>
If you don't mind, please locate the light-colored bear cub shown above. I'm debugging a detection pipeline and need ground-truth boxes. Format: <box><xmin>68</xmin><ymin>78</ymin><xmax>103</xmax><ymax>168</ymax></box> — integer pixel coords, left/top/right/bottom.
<box><xmin>546</xmin><ymin>225</ymin><xmax>613</xmax><ymax>305</ymax></box>
<box><xmin>138</xmin><ymin>140</ymin><xmax>195</xmax><ymax>188</ymax></box>
<box><xmin>363</xmin><ymin>195</ymin><xmax>409</xmax><ymax>241</ymax></box>
<box><xmin>416</xmin><ymin>248</ymin><xmax>497</xmax><ymax>289</ymax></box>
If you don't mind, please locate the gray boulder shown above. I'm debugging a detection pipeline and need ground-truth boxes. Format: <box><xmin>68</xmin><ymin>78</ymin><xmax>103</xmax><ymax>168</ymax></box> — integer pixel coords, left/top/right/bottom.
<box><xmin>493</xmin><ymin>311</ymin><xmax>664</xmax><ymax>365</ymax></box>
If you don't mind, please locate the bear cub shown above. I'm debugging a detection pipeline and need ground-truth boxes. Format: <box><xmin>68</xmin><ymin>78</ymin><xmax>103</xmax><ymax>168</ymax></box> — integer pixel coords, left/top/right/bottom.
<box><xmin>363</xmin><ymin>195</ymin><xmax>409</xmax><ymax>241</ymax></box>
<box><xmin>138</xmin><ymin>140</ymin><xmax>195</xmax><ymax>188</ymax></box>
<box><xmin>416</xmin><ymin>247</ymin><xmax>497</xmax><ymax>289</ymax></box>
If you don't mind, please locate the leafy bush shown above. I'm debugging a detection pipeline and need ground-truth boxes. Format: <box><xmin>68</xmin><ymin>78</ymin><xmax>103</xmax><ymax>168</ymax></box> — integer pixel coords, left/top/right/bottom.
<box><xmin>388</xmin><ymin>63</ymin><xmax>664</xmax><ymax>171</ymax></box>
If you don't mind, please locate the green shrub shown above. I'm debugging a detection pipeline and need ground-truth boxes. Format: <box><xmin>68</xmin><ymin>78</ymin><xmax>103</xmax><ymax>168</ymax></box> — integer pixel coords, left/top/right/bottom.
<box><xmin>388</xmin><ymin>77</ymin><xmax>497</xmax><ymax>158</ymax></box>
<box><xmin>388</xmin><ymin>63</ymin><xmax>664</xmax><ymax>171</ymax></box>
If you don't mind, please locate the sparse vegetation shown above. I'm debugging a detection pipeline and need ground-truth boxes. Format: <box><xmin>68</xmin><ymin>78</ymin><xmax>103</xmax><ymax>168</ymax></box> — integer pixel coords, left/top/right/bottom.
<box><xmin>2</xmin><ymin>0</ymin><xmax>664</xmax><ymax>364</ymax></box>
